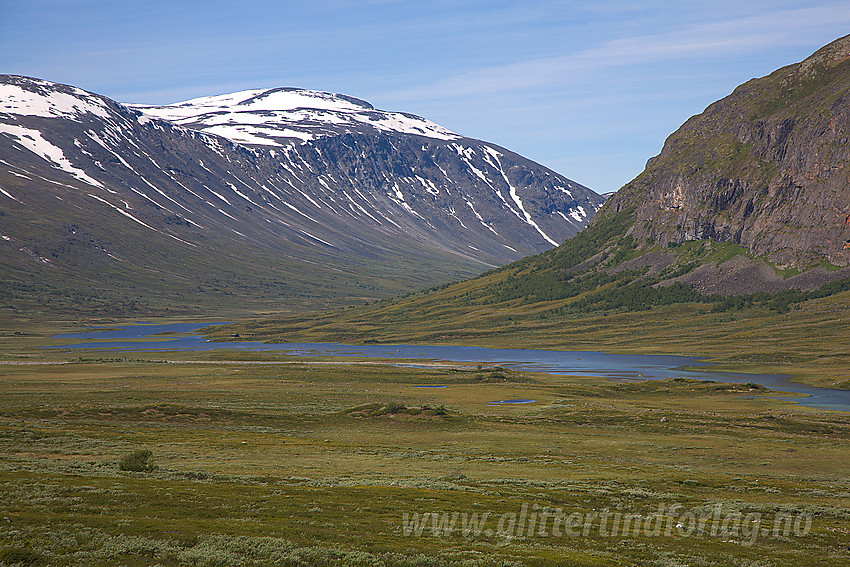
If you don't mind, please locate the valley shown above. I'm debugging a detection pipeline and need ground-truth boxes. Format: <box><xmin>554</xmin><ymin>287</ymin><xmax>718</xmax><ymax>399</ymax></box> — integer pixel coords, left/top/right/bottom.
<box><xmin>1</xmin><ymin>29</ymin><xmax>850</xmax><ymax>567</ymax></box>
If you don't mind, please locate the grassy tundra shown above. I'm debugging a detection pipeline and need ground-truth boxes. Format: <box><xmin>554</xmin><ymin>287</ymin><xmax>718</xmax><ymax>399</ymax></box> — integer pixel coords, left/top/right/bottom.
<box><xmin>1</xmin><ymin>330</ymin><xmax>848</xmax><ymax>566</ymax></box>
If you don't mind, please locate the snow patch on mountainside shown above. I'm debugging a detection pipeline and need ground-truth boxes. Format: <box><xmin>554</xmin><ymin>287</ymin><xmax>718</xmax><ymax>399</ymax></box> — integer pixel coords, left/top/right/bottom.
<box><xmin>482</xmin><ymin>146</ymin><xmax>558</xmax><ymax>246</ymax></box>
<box><xmin>0</xmin><ymin>186</ymin><xmax>20</xmax><ymax>201</ymax></box>
<box><xmin>1</xmin><ymin>83</ymin><xmax>112</xmax><ymax>120</ymax></box>
<box><xmin>0</xmin><ymin>123</ymin><xmax>104</xmax><ymax>187</ymax></box>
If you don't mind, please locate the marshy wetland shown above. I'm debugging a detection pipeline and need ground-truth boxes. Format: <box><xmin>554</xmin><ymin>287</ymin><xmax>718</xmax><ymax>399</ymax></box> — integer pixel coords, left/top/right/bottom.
<box><xmin>0</xmin><ymin>322</ymin><xmax>849</xmax><ymax>566</ymax></box>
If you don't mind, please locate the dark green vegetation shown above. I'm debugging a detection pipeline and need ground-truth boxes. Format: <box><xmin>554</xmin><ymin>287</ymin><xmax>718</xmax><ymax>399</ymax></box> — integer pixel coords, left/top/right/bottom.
<box><xmin>711</xmin><ymin>278</ymin><xmax>850</xmax><ymax>314</ymax></box>
<box><xmin>118</xmin><ymin>449</ymin><xmax>156</xmax><ymax>472</ymax></box>
<box><xmin>1</xmin><ymin>344</ymin><xmax>849</xmax><ymax>566</ymax></box>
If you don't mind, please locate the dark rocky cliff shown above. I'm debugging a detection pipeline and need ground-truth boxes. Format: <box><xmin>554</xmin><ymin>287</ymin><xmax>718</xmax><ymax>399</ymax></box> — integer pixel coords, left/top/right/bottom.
<box><xmin>601</xmin><ymin>34</ymin><xmax>850</xmax><ymax>272</ymax></box>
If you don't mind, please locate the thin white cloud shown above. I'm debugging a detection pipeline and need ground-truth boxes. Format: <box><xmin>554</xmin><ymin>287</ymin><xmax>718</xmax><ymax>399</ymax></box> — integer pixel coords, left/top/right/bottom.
<box><xmin>383</xmin><ymin>4</ymin><xmax>850</xmax><ymax>101</ymax></box>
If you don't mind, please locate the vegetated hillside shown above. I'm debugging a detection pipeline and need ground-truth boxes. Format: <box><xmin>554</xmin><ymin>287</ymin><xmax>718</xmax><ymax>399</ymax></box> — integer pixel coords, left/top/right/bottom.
<box><xmin>512</xmin><ymin>33</ymin><xmax>850</xmax><ymax>301</ymax></box>
<box><xmin>0</xmin><ymin>77</ymin><xmax>602</xmax><ymax>320</ymax></box>
<box><xmin>218</xmin><ymin>36</ymin><xmax>850</xmax><ymax>386</ymax></box>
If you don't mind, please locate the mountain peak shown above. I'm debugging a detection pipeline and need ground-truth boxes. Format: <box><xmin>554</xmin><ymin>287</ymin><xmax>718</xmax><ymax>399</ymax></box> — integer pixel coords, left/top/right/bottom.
<box><xmin>799</xmin><ymin>33</ymin><xmax>850</xmax><ymax>73</ymax></box>
<box><xmin>128</xmin><ymin>87</ymin><xmax>460</xmax><ymax>147</ymax></box>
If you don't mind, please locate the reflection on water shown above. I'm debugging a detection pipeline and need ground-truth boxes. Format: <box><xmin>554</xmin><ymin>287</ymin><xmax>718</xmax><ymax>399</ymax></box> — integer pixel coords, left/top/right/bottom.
<box><xmin>50</xmin><ymin>322</ymin><xmax>850</xmax><ymax>412</ymax></box>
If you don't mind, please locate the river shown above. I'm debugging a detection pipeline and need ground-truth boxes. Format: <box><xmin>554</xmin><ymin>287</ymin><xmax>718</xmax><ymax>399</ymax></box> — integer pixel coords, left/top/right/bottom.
<box><xmin>50</xmin><ymin>322</ymin><xmax>850</xmax><ymax>412</ymax></box>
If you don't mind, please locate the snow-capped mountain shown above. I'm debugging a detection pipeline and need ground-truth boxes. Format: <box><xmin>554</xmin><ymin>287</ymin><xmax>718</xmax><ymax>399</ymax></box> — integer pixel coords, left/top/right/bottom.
<box><xmin>130</xmin><ymin>87</ymin><xmax>461</xmax><ymax>146</ymax></box>
<box><xmin>0</xmin><ymin>75</ymin><xmax>603</xmax><ymax>316</ymax></box>
<box><xmin>127</xmin><ymin>86</ymin><xmax>601</xmax><ymax>248</ymax></box>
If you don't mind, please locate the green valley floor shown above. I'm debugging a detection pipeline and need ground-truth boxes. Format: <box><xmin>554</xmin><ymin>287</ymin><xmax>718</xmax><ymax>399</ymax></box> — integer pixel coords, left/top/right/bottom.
<box><xmin>0</xmin><ymin>329</ymin><xmax>848</xmax><ymax>566</ymax></box>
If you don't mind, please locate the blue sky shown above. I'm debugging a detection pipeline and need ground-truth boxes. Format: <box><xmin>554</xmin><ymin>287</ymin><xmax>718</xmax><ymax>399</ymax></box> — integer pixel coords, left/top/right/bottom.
<box><xmin>2</xmin><ymin>1</ymin><xmax>849</xmax><ymax>194</ymax></box>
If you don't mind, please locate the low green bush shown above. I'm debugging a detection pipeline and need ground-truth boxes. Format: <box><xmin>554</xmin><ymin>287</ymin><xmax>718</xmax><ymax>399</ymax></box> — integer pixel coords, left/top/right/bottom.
<box><xmin>118</xmin><ymin>449</ymin><xmax>156</xmax><ymax>472</ymax></box>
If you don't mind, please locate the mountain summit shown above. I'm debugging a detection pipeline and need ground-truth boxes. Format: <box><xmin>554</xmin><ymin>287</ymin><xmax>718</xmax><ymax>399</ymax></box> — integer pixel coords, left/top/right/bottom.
<box><xmin>129</xmin><ymin>87</ymin><xmax>461</xmax><ymax>146</ymax></box>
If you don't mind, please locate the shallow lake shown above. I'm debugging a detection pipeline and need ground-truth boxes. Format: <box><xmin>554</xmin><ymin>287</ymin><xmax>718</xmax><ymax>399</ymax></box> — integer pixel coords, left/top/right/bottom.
<box><xmin>50</xmin><ymin>322</ymin><xmax>850</xmax><ymax>412</ymax></box>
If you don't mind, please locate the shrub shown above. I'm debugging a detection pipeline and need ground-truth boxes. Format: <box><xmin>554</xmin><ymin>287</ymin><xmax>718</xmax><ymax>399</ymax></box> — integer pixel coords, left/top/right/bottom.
<box><xmin>119</xmin><ymin>449</ymin><xmax>156</xmax><ymax>472</ymax></box>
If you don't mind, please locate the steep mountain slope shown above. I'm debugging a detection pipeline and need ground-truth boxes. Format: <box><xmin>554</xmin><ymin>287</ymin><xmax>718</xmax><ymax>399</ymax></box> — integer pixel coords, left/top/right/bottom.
<box><xmin>129</xmin><ymin>87</ymin><xmax>600</xmax><ymax>252</ymax></box>
<box><xmin>451</xmin><ymin>33</ymin><xmax>850</xmax><ymax>298</ymax></box>
<box><xmin>602</xmin><ymin>34</ymin><xmax>850</xmax><ymax>274</ymax></box>
<box><xmin>0</xmin><ymin>76</ymin><xmax>602</xmax><ymax>318</ymax></box>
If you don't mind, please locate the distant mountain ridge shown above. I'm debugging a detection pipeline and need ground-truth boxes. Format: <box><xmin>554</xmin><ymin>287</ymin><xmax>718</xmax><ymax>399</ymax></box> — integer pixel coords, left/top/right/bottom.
<box><xmin>0</xmin><ymin>76</ymin><xmax>602</xmax><ymax>317</ymax></box>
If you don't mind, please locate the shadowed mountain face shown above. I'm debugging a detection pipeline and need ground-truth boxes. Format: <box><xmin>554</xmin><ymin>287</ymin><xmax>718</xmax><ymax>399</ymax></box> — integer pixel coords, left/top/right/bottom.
<box><xmin>0</xmin><ymin>76</ymin><xmax>602</xmax><ymax>317</ymax></box>
<box><xmin>601</xmin><ymin>34</ymin><xmax>850</xmax><ymax>273</ymax></box>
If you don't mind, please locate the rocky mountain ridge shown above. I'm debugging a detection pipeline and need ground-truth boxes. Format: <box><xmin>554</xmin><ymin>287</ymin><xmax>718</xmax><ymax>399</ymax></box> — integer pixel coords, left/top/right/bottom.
<box><xmin>600</xmin><ymin>34</ymin><xmax>850</xmax><ymax>275</ymax></box>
